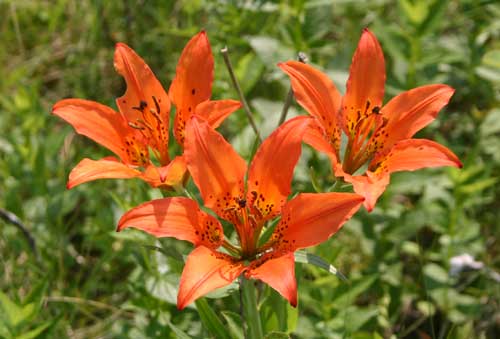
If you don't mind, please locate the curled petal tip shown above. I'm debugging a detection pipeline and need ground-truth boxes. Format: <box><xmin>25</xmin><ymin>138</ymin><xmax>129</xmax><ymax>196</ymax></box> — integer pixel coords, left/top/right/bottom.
<box><xmin>114</xmin><ymin>42</ymin><xmax>130</xmax><ymax>53</ymax></box>
<box><xmin>176</xmin><ymin>300</ymin><xmax>187</xmax><ymax>310</ymax></box>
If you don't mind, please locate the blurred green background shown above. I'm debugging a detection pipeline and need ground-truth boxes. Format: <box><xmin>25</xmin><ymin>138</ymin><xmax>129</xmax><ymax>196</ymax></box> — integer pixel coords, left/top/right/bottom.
<box><xmin>1</xmin><ymin>0</ymin><xmax>499</xmax><ymax>338</ymax></box>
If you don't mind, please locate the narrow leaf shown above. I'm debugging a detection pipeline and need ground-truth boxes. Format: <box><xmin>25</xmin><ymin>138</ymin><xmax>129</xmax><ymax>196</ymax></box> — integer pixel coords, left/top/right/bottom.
<box><xmin>195</xmin><ymin>298</ymin><xmax>232</xmax><ymax>339</ymax></box>
<box><xmin>167</xmin><ymin>321</ymin><xmax>191</xmax><ymax>339</ymax></box>
<box><xmin>222</xmin><ymin>311</ymin><xmax>244</xmax><ymax>339</ymax></box>
<box><xmin>294</xmin><ymin>251</ymin><xmax>347</xmax><ymax>281</ymax></box>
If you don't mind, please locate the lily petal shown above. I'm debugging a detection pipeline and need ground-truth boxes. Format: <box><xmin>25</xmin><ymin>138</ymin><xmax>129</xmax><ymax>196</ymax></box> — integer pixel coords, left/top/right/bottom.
<box><xmin>169</xmin><ymin>31</ymin><xmax>214</xmax><ymax>146</ymax></box>
<box><xmin>303</xmin><ymin>119</ymin><xmax>339</xmax><ymax>164</ymax></box>
<box><xmin>372</xmin><ymin>139</ymin><xmax>462</xmax><ymax>175</ymax></box>
<box><xmin>343</xmin><ymin>29</ymin><xmax>385</xmax><ymax>134</ymax></box>
<box><xmin>246</xmin><ymin>252</ymin><xmax>297</xmax><ymax>307</ymax></box>
<box><xmin>380</xmin><ymin>84</ymin><xmax>455</xmax><ymax>151</ymax></box>
<box><xmin>247</xmin><ymin>116</ymin><xmax>309</xmax><ymax>221</ymax></box>
<box><xmin>114</xmin><ymin>43</ymin><xmax>171</xmax><ymax>164</ymax></box>
<box><xmin>279</xmin><ymin>61</ymin><xmax>342</xmax><ymax>152</ymax></box>
<box><xmin>273</xmin><ymin>192</ymin><xmax>364</xmax><ymax>250</ymax></box>
<box><xmin>342</xmin><ymin>171</ymin><xmax>389</xmax><ymax>212</ymax></box>
<box><xmin>195</xmin><ymin>99</ymin><xmax>242</xmax><ymax>128</ymax></box>
<box><xmin>52</xmin><ymin>99</ymin><xmax>132</xmax><ymax>161</ymax></box>
<box><xmin>117</xmin><ymin>197</ymin><xmax>224</xmax><ymax>248</ymax></box>
<box><xmin>67</xmin><ymin>157</ymin><xmax>142</xmax><ymax>189</ymax></box>
<box><xmin>184</xmin><ymin>117</ymin><xmax>247</xmax><ymax>220</ymax></box>
<box><xmin>141</xmin><ymin>156</ymin><xmax>188</xmax><ymax>187</ymax></box>
<box><xmin>177</xmin><ymin>246</ymin><xmax>245</xmax><ymax>310</ymax></box>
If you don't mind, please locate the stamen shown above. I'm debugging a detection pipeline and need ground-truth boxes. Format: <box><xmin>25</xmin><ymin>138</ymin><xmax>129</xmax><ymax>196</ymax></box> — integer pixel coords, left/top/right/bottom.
<box><xmin>128</xmin><ymin>122</ymin><xmax>145</xmax><ymax>130</ymax></box>
<box><xmin>132</xmin><ymin>100</ymin><xmax>148</xmax><ymax>112</ymax></box>
<box><xmin>152</xmin><ymin>95</ymin><xmax>160</xmax><ymax>113</ymax></box>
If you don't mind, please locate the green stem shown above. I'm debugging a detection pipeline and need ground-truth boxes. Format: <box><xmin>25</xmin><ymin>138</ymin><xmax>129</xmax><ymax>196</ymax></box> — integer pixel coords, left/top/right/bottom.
<box><xmin>241</xmin><ymin>276</ymin><xmax>263</xmax><ymax>339</ymax></box>
<box><xmin>221</xmin><ymin>46</ymin><xmax>262</xmax><ymax>143</ymax></box>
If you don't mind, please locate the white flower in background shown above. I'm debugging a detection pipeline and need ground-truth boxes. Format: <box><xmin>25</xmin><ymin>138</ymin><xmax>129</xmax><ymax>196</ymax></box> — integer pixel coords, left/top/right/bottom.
<box><xmin>449</xmin><ymin>253</ymin><xmax>484</xmax><ymax>276</ymax></box>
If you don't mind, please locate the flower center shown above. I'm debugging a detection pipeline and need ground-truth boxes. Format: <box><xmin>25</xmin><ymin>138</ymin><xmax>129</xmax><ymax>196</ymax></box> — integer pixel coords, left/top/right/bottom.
<box><xmin>342</xmin><ymin>100</ymin><xmax>387</xmax><ymax>174</ymax></box>
<box><xmin>127</xmin><ymin>97</ymin><xmax>170</xmax><ymax>165</ymax></box>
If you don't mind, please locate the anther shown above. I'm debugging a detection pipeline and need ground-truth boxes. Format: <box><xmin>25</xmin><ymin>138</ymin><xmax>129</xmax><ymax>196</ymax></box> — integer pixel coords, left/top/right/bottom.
<box><xmin>152</xmin><ymin>96</ymin><xmax>160</xmax><ymax>113</ymax></box>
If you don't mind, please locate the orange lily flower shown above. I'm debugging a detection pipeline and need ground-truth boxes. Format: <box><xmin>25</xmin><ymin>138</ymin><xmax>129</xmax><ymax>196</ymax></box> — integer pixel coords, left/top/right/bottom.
<box><xmin>53</xmin><ymin>31</ymin><xmax>241</xmax><ymax>189</ymax></box>
<box><xmin>279</xmin><ymin>29</ymin><xmax>462</xmax><ymax>211</ymax></box>
<box><xmin>118</xmin><ymin>116</ymin><xmax>364</xmax><ymax>309</ymax></box>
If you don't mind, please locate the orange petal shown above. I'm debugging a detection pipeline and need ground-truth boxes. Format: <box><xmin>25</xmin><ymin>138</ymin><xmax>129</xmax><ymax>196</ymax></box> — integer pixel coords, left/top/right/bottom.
<box><xmin>342</xmin><ymin>171</ymin><xmax>390</xmax><ymax>212</ymax></box>
<box><xmin>67</xmin><ymin>157</ymin><xmax>142</xmax><ymax>189</ymax></box>
<box><xmin>380</xmin><ymin>84</ymin><xmax>454</xmax><ymax>151</ymax></box>
<box><xmin>247</xmin><ymin>116</ymin><xmax>309</xmax><ymax>221</ymax></box>
<box><xmin>279</xmin><ymin>61</ymin><xmax>342</xmax><ymax>152</ymax></box>
<box><xmin>273</xmin><ymin>192</ymin><xmax>364</xmax><ymax>249</ymax></box>
<box><xmin>52</xmin><ymin>99</ymin><xmax>131</xmax><ymax>160</ymax></box>
<box><xmin>177</xmin><ymin>246</ymin><xmax>245</xmax><ymax>310</ymax></box>
<box><xmin>169</xmin><ymin>31</ymin><xmax>214</xmax><ymax>146</ymax></box>
<box><xmin>117</xmin><ymin>197</ymin><xmax>224</xmax><ymax>249</ymax></box>
<box><xmin>372</xmin><ymin>139</ymin><xmax>462</xmax><ymax>175</ymax></box>
<box><xmin>141</xmin><ymin>156</ymin><xmax>188</xmax><ymax>187</ymax></box>
<box><xmin>114</xmin><ymin>43</ymin><xmax>170</xmax><ymax>163</ymax></box>
<box><xmin>184</xmin><ymin>117</ymin><xmax>247</xmax><ymax>220</ymax></box>
<box><xmin>195</xmin><ymin>99</ymin><xmax>242</xmax><ymax>128</ymax></box>
<box><xmin>246</xmin><ymin>252</ymin><xmax>297</xmax><ymax>307</ymax></box>
<box><xmin>343</xmin><ymin>29</ymin><xmax>385</xmax><ymax>134</ymax></box>
<box><xmin>303</xmin><ymin>119</ymin><xmax>340</xmax><ymax>164</ymax></box>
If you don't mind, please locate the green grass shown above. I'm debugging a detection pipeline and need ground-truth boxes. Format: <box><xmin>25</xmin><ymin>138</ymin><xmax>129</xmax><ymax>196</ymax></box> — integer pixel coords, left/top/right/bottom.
<box><xmin>1</xmin><ymin>0</ymin><xmax>499</xmax><ymax>338</ymax></box>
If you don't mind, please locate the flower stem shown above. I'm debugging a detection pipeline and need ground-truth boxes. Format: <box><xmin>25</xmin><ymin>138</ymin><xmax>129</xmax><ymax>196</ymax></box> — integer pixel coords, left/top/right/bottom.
<box><xmin>221</xmin><ymin>46</ymin><xmax>262</xmax><ymax>143</ymax></box>
<box><xmin>277</xmin><ymin>52</ymin><xmax>308</xmax><ymax>127</ymax></box>
<box><xmin>240</xmin><ymin>275</ymin><xmax>263</xmax><ymax>339</ymax></box>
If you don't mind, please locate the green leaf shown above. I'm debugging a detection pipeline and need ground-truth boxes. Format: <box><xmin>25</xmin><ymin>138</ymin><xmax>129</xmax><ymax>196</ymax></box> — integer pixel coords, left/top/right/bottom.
<box><xmin>480</xmin><ymin>109</ymin><xmax>500</xmax><ymax>138</ymax></box>
<box><xmin>16</xmin><ymin>322</ymin><xmax>51</xmax><ymax>339</ymax></box>
<box><xmin>264</xmin><ymin>331</ymin><xmax>290</xmax><ymax>339</ymax></box>
<box><xmin>294</xmin><ymin>251</ymin><xmax>347</xmax><ymax>281</ymax></box>
<box><xmin>417</xmin><ymin>0</ymin><xmax>448</xmax><ymax>35</ymax></box>
<box><xmin>167</xmin><ymin>321</ymin><xmax>192</xmax><ymax>339</ymax></box>
<box><xmin>0</xmin><ymin>291</ymin><xmax>21</xmax><ymax>328</ymax></box>
<box><xmin>0</xmin><ymin>292</ymin><xmax>37</xmax><ymax>329</ymax></box>
<box><xmin>285</xmin><ymin>300</ymin><xmax>298</xmax><ymax>333</ymax></box>
<box><xmin>258</xmin><ymin>219</ymin><xmax>278</xmax><ymax>247</ymax></box>
<box><xmin>458</xmin><ymin>177</ymin><xmax>497</xmax><ymax>194</ymax></box>
<box><xmin>142</xmin><ymin>244</ymin><xmax>184</xmax><ymax>262</ymax></box>
<box><xmin>221</xmin><ymin>311</ymin><xmax>244</xmax><ymax>339</ymax></box>
<box><xmin>398</xmin><ymin>0</ymin><xmax>428</xmax><ymax>25</ymax></box>
<box><xmin>261</xmin><ymin>288</ymin><xmax>297</xmax><ymax>334</ymax></box>
<box><xmin>248</xmin><ymin>36</ymin><xmax>294</xmax><ymax>66</ymax></box>
<box><xmin>344</xmin><ymin>306</ymin><xmax>378</xmax><ymax>333</ymax></box>
<box><xmin>417</xmin><ymin>300</ymin><xmax>436</xmax><ymax>317</ymax></box>
<box><xmin>204</xmin><ymin>281</ymin><xmax>239</xmax><ymax>299</ymax></box>
<box><xmin>235</xmin><ymin>52</ymin><xmax>265</xmax><ymax>94</ymax></box>
<box><xmin>309</xmin><ymin>167</ymin><xmax>323</xmax><ymax>193</ymax></box>
<box><xmin>145</xmin><ymin>276</ymin><xmax>178</xmax><ymax>305</ymax></box>
<box><xmin>195</xmin><ymin>298</ymin><xmax>232</xmax><ymax>339</ymax></box>
<box><xmin>423</xmin><ymin>263</ymin><xmax>449</xmax><ymax>289</ymax></box>
<box><xmin>476</xmin><ymin>50</ymin><xmax>500</xmax><ymax>83</ymax></box>
<box><xmin>331</xmin><ymin>275</ymin><xmax>378</xmax><ymax>306</ymax></box>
